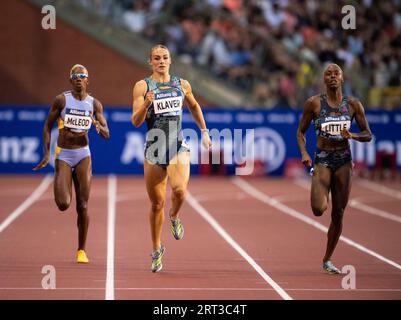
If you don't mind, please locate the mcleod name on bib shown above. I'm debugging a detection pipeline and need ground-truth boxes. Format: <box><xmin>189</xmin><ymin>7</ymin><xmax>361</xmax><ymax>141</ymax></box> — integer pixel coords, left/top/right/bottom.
<box><xmin>64</xmin><ymin>108</ymin><xmax>92</xmax><ymax>130</ymax></box>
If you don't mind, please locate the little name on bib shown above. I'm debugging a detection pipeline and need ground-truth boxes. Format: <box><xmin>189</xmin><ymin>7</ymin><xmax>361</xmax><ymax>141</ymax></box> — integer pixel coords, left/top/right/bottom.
<box><xmin>321</xmin><ymin>120</ymin><xmax>351</xmax><ymax>135</ymax></box>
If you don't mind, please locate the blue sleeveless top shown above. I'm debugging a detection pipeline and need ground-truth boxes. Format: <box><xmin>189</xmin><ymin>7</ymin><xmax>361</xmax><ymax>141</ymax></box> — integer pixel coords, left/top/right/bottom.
<box><xmin>314</xmin><ymin>94</ymin><xmax>352</xmax><ymax>142</ymax></box>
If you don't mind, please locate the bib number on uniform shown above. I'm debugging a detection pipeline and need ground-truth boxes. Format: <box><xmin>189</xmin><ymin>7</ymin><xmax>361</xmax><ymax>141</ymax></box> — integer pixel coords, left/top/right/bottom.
<box><xmin>154</xmin><ymin>96</ymin><xmax>183</xmax><ymax>115</ymax></box>
<box><xmin>321</xmin><ymin>120</ymin><xmax>351</xmax><ymax>136</ymax></box>
<box><xmin>64</xmin><ymin>109</ymin><xmax>92</xmax><ymax>130</ymax></box>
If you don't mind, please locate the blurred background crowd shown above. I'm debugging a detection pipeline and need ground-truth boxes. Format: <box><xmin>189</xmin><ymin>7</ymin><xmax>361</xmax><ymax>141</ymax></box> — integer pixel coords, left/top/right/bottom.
<box><xmin>76</xmin><ymin>0</ymin><xmax>401</xmax><ymax>109</ymax></box>
<box><xmin>1</xmin><ymin>0</ymin><xmax>400</xmax><ymax>177</ymax></box>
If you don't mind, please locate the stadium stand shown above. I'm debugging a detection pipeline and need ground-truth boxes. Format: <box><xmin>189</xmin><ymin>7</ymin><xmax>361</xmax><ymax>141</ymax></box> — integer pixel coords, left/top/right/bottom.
<box><xmin>74</xmin><ymin>0</ymin><xmax>401</xmax><ymax>109</ymax></box>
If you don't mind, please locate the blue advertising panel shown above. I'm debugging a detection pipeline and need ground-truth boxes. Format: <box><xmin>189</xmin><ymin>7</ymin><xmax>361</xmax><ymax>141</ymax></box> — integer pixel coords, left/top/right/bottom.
<box><xmin>0</xmin><ymin>106</ymin><xmax>400</xmax><ymax>175</ymax></box>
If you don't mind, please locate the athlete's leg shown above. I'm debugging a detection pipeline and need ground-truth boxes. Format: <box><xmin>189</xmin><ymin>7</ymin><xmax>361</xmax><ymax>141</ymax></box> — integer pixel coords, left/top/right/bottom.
<box><xmin>310</xmin><ymin>164</ymin><xmax>332</xmax><ymax>216</ymax></box>
<box><xmin>144</xmin><ymin>160</ymin><xmax>168</xmax><ymax>252</ymax></box>
<box><xmin>167</xmin><ymin>151</ymin><xmax>190</xmax><ymax>219</ymax></box>
<box><xmin>54</xmin><ymin>160</ymin><xmax>73</xmax><ymax>211</ymax></box>
<box><xmin>72</xmin><ymin>156</ymin><xmax>92</xmax><ymax>251</ymax></box>
<box><xmin>323</xmin><ymin>162</ymin><xmax>352</xmax><ymax>263</ymax></box>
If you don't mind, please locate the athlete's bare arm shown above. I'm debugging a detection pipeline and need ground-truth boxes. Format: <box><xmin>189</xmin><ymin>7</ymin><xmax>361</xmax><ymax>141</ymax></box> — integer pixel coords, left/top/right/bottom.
<box><xmin>33</xmin><ymin>94</ymin><xmax>65</xmax><ymax>170</ymax></box>
<box><xmin>132</xmin><ymin>80</ymin><xmax>154</xmax><ymax>127</ymax></box>
<box><xmin>92</xmin><ymin>99</ymin><xmax>110</xmax><ymax>139</ymax></box>
<box><xmin>181</xmin><ymin>79</ymin><xmax>207</xmax><ymax>130</ymax></box>
<box><xmin>297</xmin><ymin>95</ymin><xmax>319</xmax><ymax>167</ymax></box>
<box><xmin>181</xmin><ymin>79</ymin><xmax>211</xmax><ymax>148</ymax></box>
<box><xmin>340</xmin><ymin>97</ymin><xmax>372</xmax><ymax>142</ymax></box>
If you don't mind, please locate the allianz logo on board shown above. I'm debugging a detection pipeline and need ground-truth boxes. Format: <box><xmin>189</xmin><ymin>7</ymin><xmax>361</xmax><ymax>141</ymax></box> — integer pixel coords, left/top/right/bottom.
<box><xmin>0</xmin><ymin>110</ymin><xmax>14</xmax><ymax>121</ymax></box>
<box><xmin>365</xmin><ymin>114</ymin><xmax>389</xmax><ymax>124</ymax></box>
<box><xmin>244</xmin><ymin>127</ymin><xmax>286</xmax><ymax>173</ymax></box>
<box><xmin>18</xmin><ymin>111</ymin><xmax>47</xmax><ymax>122</ymax></box>
<box><xmin>267</xmin><ymin>113</ymin><xmax>296</xmax><ymax>124</ymax></box>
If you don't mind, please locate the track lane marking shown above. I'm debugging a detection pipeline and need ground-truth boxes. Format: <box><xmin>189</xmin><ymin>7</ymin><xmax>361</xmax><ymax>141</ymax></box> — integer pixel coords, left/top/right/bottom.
<box><xmin>0</xmin><ymin>175</ymin><xmax>52</xmax><ymax>234</ymax></box>
<box><xmin>105</xmin><ymin>175</ymin><xmax>116</xmax><ymax>300</ymax></box>
<box><xmin>357</xmin><ymin>179</ymin><xmax>401</xmax><ymax>200</ymax></box>
<box><xmin>233</xmin><ymin>178</ymin><xmax>401</xmax><ymax>271</ymax></box>
<box><xmin>294</xmin><ymin>179</ymin><xmax>401</xmax><ymax>224</ymax></box>
<box><xmin>1</xmin><ymin>287</ymin><xmax>400</xmax><ymax>292</ymax></box>
<box><xmin>187</xmin><ymin>192</ymin><xmax>293</xmax><ymax>300</ymax></box>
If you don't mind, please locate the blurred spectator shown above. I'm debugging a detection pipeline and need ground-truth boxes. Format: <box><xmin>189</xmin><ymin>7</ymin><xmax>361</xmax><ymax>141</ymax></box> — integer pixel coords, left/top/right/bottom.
<box><xmin>122</xmin><ymin>1</ymin><xmax>147</xmax><ymax>33</ymax></box>
<box><xmin>81</xmin><ymin>0</ymin><xmax>401</xmax><ymax>109</ymax></box>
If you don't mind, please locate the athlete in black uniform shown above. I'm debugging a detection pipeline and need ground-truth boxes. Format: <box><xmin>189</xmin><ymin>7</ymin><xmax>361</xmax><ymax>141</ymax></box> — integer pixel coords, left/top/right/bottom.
<box><xmin>297</xmin><ymin>63</ymin><xmax>372</xmax><ymax>274</ymax></box>
<box><xmin>131</xmin><ymin>45</ymin><xmax>211</xmax><ymax>273</ymax></box>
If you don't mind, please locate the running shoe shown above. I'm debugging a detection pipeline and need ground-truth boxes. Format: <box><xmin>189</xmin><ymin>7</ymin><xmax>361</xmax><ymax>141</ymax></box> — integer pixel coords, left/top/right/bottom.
<box><xmin>151</xmin><ymin>244</ymin><xmax>165</xmax><ymax>273</ymax></box>
<box><xmin>323</xmin><ymin>260</ymin><xmax>341</xmax><ymax>274</ymax></box>
<box><xmin>170</xmin><ymin>214</ymin><xmax>184</xmax><ymax>240</ymax></box>
<box><xmin>76</xmin><ymin>250</ymin><xmax>89</xmax><ymax>263</ymax></box>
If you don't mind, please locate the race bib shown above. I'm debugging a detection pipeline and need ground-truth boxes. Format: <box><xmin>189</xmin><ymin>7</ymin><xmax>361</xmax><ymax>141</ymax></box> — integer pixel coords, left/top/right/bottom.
<box><xmin>64</xmin><ymin>108</ymin><xmax>92</xmax><ymax>130</ymax></box>
<box><xmin>153</xmin><ymin>91</ymin><xmax>183</xmax><ymax>115</ymax></box>
<box><xmin>321</xmin><ymin>119</ymin><xmax>351</xmax><ymax>136</ymax></box>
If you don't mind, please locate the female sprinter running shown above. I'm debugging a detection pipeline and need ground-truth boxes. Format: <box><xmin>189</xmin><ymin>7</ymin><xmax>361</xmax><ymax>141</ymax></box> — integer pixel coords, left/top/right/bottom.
<box><xmin>297</xmin><ymin>63</ymin><xmax>372</xmax><ymax>274</ymax></box>
<box><xmin>34</xmin><ymin>64</ymin><xmax>109</xmax><ymax>263</ymax></box>
<box><xmin>132</xmin><ymin>45</ymin><xmax>212</xmax><ymax>273</ymax></box>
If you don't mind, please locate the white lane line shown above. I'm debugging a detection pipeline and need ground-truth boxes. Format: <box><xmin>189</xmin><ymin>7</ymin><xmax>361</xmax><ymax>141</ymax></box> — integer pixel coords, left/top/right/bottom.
<box><xmin>233</xmin><ymin>178</ymin><xmax>401</xmax><ymax>271</ymax></box>
<box><xmin>115</xmin><ymin>288</ymin><xmax>401</xmax><ymax>292</ymax></box>
<box><xmin>358</xmin><ymin>179</ymin><xmax>401</xmax><ymax>200</ymax></box>
<box><xmin>0</xmin><ymin>175</ymin><xmax>53</xmax><ymax>233</ymax></box>
<box><xmin>186</xmin><ymin>192</ymin><xmax>293</xmax><ymax>300</ymax></box>
<box><xmin>350</xmin><ymin>200</ymin><xmax>401</xmax><ymax>224</ymax></box>
<box><xmin>295</xmin><ymin>179</ymin><xmax>401</xmax><ymax>224</ymax></box>
<box><xmin>105</xmin><ymin>175</ymin><xmax>116</xmax><ymax>300</ymax></box>
<box><xmin>1</xmin><ymin>287</ymin><xmax>400</xmax><ymax>292</ymax></box>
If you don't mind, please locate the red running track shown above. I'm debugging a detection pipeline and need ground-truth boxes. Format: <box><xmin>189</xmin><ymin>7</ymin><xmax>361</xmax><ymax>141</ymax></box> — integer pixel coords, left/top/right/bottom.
<box><xmin>0</xmin><ymin>175</ymin><xmax>400</xmax><ymax>300</ymax></box>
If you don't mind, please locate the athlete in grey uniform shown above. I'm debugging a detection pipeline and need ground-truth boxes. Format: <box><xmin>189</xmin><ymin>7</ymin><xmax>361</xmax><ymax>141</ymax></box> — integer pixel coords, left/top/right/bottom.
<box><xmin>143</xmin><ymin>74</ymin><xmax>190</xmax><ymax>168</ymax></box>
<box><xmin>132</xmin><ymin>45</ymin><xmax>211</xmax><ymax>273</ymax></box>
<box><xmin>297</xmin><ymin>63</ymin><xmax>372</xmax><ymax>274</ymax></box>
<box><xmin>34</xmin><ymin>64</ymin><xmax>109</xmax><ymax>263</ymax></box>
